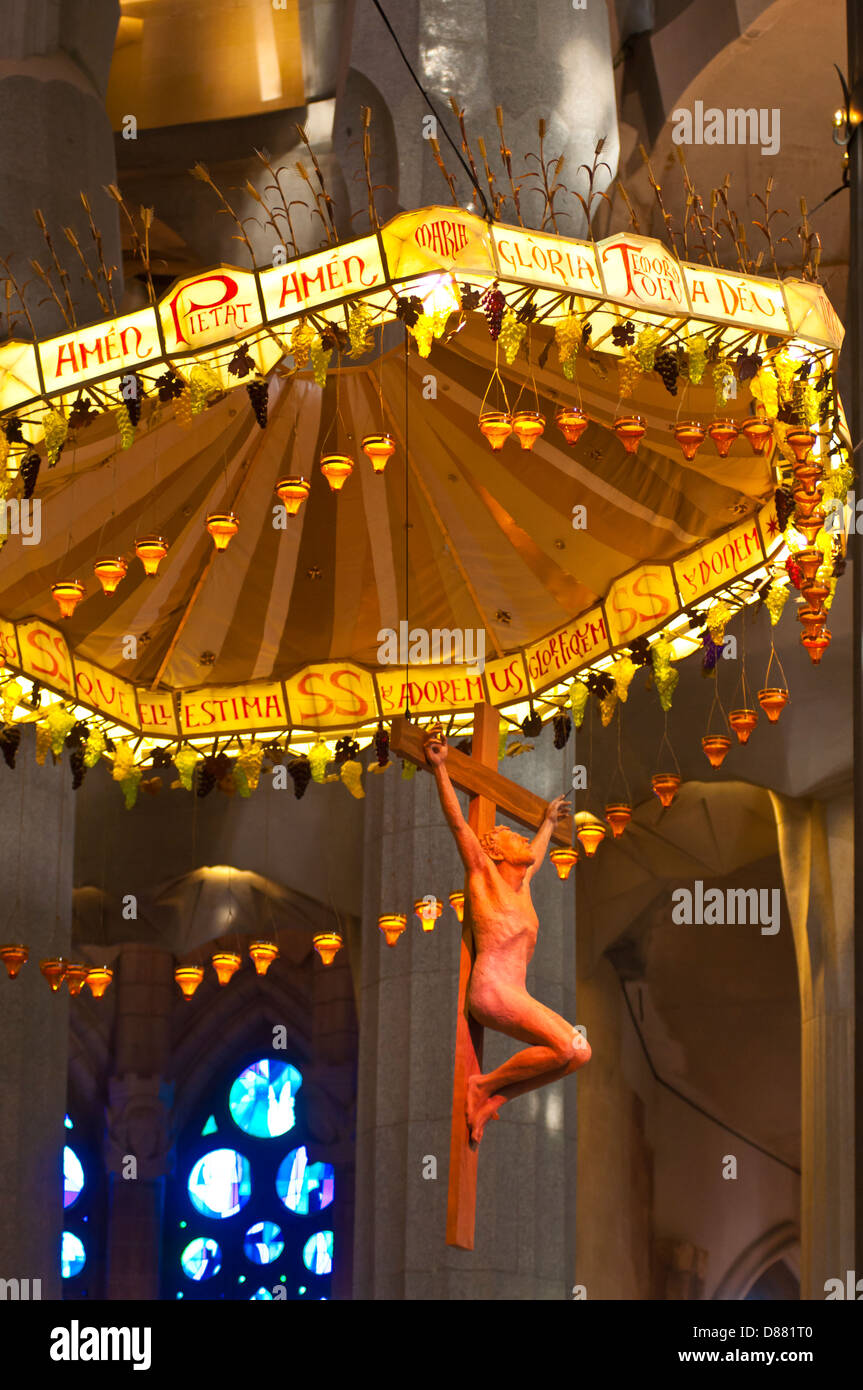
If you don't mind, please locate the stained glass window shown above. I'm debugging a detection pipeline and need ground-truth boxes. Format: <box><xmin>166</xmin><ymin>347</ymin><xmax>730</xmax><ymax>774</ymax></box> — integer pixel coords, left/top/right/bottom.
<box><xmin>61</xmin><ymin>1232</ymin><xmax>86</xmax><ymax>1279</ymax></box>
<box><xmin>63</xmin><ymin>1146</ymin><xmax>85</xmax><ymax>1209</ymax></box>
<box><xmin>181</xmin><ymin>1238</ymin><xmax>222</xmax><ymax>1281</ymax></box>
<box><xmin>244</xmin><ymin>1221</ymin><xmax>284</xmax><ymax>1265</ymax></box>
<box><xmin>302</xmin><ymin>1231</ymin><xmax>334</xmax><ymax>1276</ymax></box>
<box><xmin>229</xmin><ymin>1059</ymin><xmax>302</xmax><ymax>1138</ymax></box>
<box><xmin>187</xmin><ymin>1149</ymin><xmax>252</xmax><ymax>1219</ymax></box>
<box><xmin>166</xmin><ymin>1055</ymin><xmax>336</xmax><ymax>1300</ymax></box>
<box><xmin>276</xmin><ymin>1146</ymin><xmax>335</xmax><ymax>1214</ymax></box>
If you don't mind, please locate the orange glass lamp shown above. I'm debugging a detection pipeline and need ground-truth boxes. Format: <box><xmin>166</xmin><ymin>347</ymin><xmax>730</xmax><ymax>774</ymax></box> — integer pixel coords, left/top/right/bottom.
<box><xmin>448</xmin><ymin>891</ymin><xmax>465</xmax><ymax>923</ymax></box>
<box><xmin>555</xmin><ymin>407</ymin><xmax>589</xmax><ymax>446</ymax></box>
<box><xmin>757</xmin><ymin>688</ymin><xmax>789</xmax><ymax>723</ymax></box>
<box><xmin>362</xmin><ymin>435</ymin><xmax>396</xmax><ymax>473</ymax></box>
<box><xmin>40</xmin><ymin>958</ymin><xmax>67</xmax><ymax>992</ymax></box>
<box><xmin>510</xmin><ymin>411</ymin><xmax>545</xmax><ymax>451</ymax></box>
<box><xmin>212</xmin><ymin>951</ymin><xmax>242</xmax><ymax>986</ymax></box>
<box><xmin>276</xmin><ymin>477</ymin><xmax>311</xmax><ymax>515</ymax></box>
<box><xmin>605</xmin><ymin>804</ymin><xmax>632</xmax><ymax>838</ymax></box>
<box><xmin>94</xmin><ymin>557</ymin><xmax>128</xmax><ymax>595</ymax></box>
<box><xmin>414</xmin><ymin>898</ymin><xmax>443</xmax><ymax>932</ymax></box>
<box><xmin>478</xmin><ymin>411</ymin><xmax>512</xmax><ymax>450</ymax></box>
<box><xmin>802</xmin><ymin>628</ymin><xmax>831</xmax><ymax>664</ymax></box>
<box><xmin>793</xmin><ymin>460</ymin><xmax>822</xmax><ymax>490</ymax></box>
<box><xmin>549</xmin><ymin>846</ymin><xmax>578</xmax><ymax>880</ymax></box>
<box><xmin>51</xmin><ymin>581</ymin><xmax>85</xmax><ymax>619</ymax></box>
<box><xmin>576</xmin><ymin>821</ymin><xmax>606</xmax><ymax>858</ymax></box>
<box><xmin>206</xmin><ymin>513</ymin><xmax>240</xmax><ymax>551</ymax></box>
<box><xmin>135</xmin><ymin>535</ymin><xmax>168</xmax><ymax>576</ymax></box>
<box><xmin>802</xmin><ymin>575</ymin><xmax>831</xmax><ymax>606</ymax></box>
<box><xmin>728</xmin><ymin>709</ymin><xmax>758</xmax><ymax>744</ymax></box>
<box><xmin>0</xmin><ymin>944</ymin><xmax>28</xmax><ymax>979</ymax></box>
<box><xmin>740</xmin><ymin>418</ymin><xmax>773</xmax><ymax>455</ymax></box>
<box><xmin>248</xmin><ymin>941</ymin><xmax>279</xmax><ymax>976</ymax></box>
<box><xmin>378</xmin><ymin>913</ymin><xmax>407</xmax><ymax>948</ymax></box>
<box><xmin>64</xmin><ymin>963</ymin><xmax>90</xmax><ymax>997</ymax></box>
<box><xmin>320</xmin><ymin>454</ymin><xmax>354</xmax><ymax>492</ymax></box>
<box><xmin>673</xmin><ymin>421</ymin><xmax>705</xmax><ymax>461</ymax></box>
<box><xmin>313</xmin><ymin>931</ymin><xmax>343</xmax><ymax>965</ymax></box>
<box><xmin>785</xmin><ymin>428</ymin><xmax>816</xmax><ymax>462</ymax></box>
<box><xmin>85</xmin><ymin>966</ymin><xmax>113</xmax><ymax>998</ymax></box>
<box><xmin>175</xmin><ymin>964</ymin><xmax>204</xmax><ymax>999</ymax></box>
<box><xmin>795</xmin><ymin>548</ymin><xmax>824</xmax><ymax>583</ymax></box>
<box><xmin>707</xmin><ymin>419</ymin><xmax>739</xmax><ymax>457</ymax></box>
<box><xmin>613</xmin><ymin>416</ymin><xmax>645</xmax><ymax>454</ymax></box>
<box><xmin>702</xmin><ymin>734</ymin><xmax>731</xmax><ymax>769</ymax></box>
<box><xmin>651</xmin><ymin>773</ymin><xmax>681</xmax><ymax>808</ymax></box>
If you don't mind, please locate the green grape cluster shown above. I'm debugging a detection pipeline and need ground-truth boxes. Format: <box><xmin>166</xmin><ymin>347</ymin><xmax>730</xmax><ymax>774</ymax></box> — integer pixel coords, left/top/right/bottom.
<box><xmin>499</xmin><ymin>308</ymin><xmax>527</xmax><ymax>365</ymax></box>
<box><xmin>410</xmin><ymin>313</ymin><xmax>435</xmax><ymax>358</ymax></box>
<box><xmin>348</xmin><ymin>304</ymin><xmax>375</xmax><ymax>358</ymax></box>
<box><xmin>618</xmin><ymin>350</ymin><xmax>640</xmax><ymax>398</ymax></box>
<box><xmin>713</xmin><ymin>362</ymin><xmax>734</xmax><ymax>408</ymax></box>
<box><xmin>555</xmin><ymin>315</ymin><xmax>581</xmax><ymax>376</ymax></box>
<box><xmin>765</xmin><ymin>581</ymin><xmax>788</xmax><ymax>626</ymax></box>
<box><xmin>310</xmin><ymin>338</ymin><xmax>332</xmax><ymax>388</ymax></box>
<box><xmin>635</xmin><ymin>327</ymin><xmax>661</xmax><ymax>371</ymax></box>
<box><xmin>113</xmin><ymin>404</ymin><xmax>135</xmax><ymax>450</ymax></box>
<box><xmin>686</xmin><ymin>333</ymin><xmax>708</xmax><ymax>385</ymax></box>
<box><xmin>43</xmin><ymin>409</ymin><xmax>68</xmax><ymax>467</ymax></box>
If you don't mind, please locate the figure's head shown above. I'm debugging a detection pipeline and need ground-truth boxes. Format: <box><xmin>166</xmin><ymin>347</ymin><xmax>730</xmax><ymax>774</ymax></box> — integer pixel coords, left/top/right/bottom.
<box><xmin>479</xmin><ymin>825</ymin><xmax>535</xmax><ymax>868</ymax></box>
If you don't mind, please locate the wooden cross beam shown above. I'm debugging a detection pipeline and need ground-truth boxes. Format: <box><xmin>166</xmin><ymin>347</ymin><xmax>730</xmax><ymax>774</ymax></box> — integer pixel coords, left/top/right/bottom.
<box><xmin>390</xmin><ymin>702</ymin><xmax>572</xmax><ymax>1251</ymax></box>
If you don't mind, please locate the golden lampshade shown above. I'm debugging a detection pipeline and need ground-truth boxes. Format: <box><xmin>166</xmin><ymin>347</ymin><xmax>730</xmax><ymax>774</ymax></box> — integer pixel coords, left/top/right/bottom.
<box><xmin>555</xmin><ymin>407</ymin><xmax>589</xmax><ymax>446</ymax></box>
<box><xmin>85</xmin><ymin>966</ymin><xmax>113</xmax><ymax>998</ymax></box>
<box><xmin>576</xmin><ymin>822</ymin><xmax>606</xmax><ymax>858</ymax></box>
<box><xmin>478</xmin><ymin>411</ymin><xmax>512</xmax><ymax>450</ymax></box>
<box><xmin>175</xmin><ymin>965</ymin><xmax>204</xmax><ymax>999</ymax></box>
<box><xmin>64</xmin><ymin>963</ymin><xmax>90</xmax><ymax>997</ymax></box>
<box><xmin>362</xmin><ymin>435</ymin><xmax>396</xmax><ymax>473</ymax></box>
<box><xmin>448</xmin><ymin>892</ymin><xmax>465</xmax><ymax>923</ymax></box>
<box><xmin>206</xmin><ymin>513</ymin><xmax>240</xmax><ymax>551</ymax></box>
<box><xmin>51</xmin><ymin>581</ymin><xmax>85</xmax><ymax>619</ymax></box>
<box><xmin>702</xmin><ymin>734</ymin><xmax>731</xmax><ymax>769</ymax></box>
<box><xmin>320</xmin><ymin>454</ymin><xmax>354</xmax><ymax>492</ymax></box>
<box><xmin>707</xmin><ymin>419</ymin><xmax>739</xmax><ymax>457</ymax></box>
<box><xmin>0</xmin><ymin>944</ymin><xmax>28</xmax><ymax>979</ymax></box>
<box><xmin>651</xmin><ymin>773</ymin><xmax>681</xmax><ymax>808</ymax></box>
<box><xmin>757</xmin><ymin>688</ymin><xmax>789</xmax><ymax>723</ymax></box>
<box><xmin>414</xmin><ymin>898</ymin><xmax>443</xmax><ymax>932</ymax></box>
<box><xmin>549</xmin><ymin>847</ymin><xmax>578</xmax><ymax>880</ymax></box>
<box><xmin>313</xmin><ymin>931</ymin><xmax>344</xmax><ymax>966</ymax></box>
<box><xmin>276</xmin><ymin>477</ymin><xmax>311</xmax><ymax>515</ymax></box>
<box><xmin>510</xmin><ymin>411</ymin><xmax>545</xmax><ymax>451</ymax></box>
<box><xmin>211</xmin><ymin>951</ymin><xmax>242</xmax><ymax>986</ymax></box>
<box><xmin>40</xmin><ymin>958</ymin><xmax>67</xmax><ymax>992</ymax></box>
<box><xmin>135</xmin><ymin>535</ymin><xmax>168</xmax><ymax>576</ymax></box>
<box><xmin>94</xmin><ymin>557</ymin><xmax>128</xmax><ymax>595</ymax></box>
<box><xmin>740</xmin><ymin>418</ymin><xmax>773</xmax><ymax>455</ymax></box>
<box><xmin>785</xmin><ymin>427</ymin><xmax>816</xmax><ymax>462</ymax></box>
<box><xmin>728</xmin><ymin>709</ymin><xmax>758</xmax><ymax>745</ymax></box>
<box><xmin>248</xmin><ymin>941</ymin><xmax>279</xmax><ymax>975</ymax></box>
<box><xmin>613</xmin><ymin>415</ymin><xmax>646</xmax><ymax>454</ymax></box>
<box><xmin>605</xmin><ymin>804</ymin><xmax>632</xmax><ymax>838</ymax></box>
<box><xmin>673</xmin><ymin>421</ymin><xmax>705</xmax><ymax>461</ymax></box>
<box><xmin>378</xmin><ymin>913</ymin><xmax>407</xmax><ymax>948</ymax></box>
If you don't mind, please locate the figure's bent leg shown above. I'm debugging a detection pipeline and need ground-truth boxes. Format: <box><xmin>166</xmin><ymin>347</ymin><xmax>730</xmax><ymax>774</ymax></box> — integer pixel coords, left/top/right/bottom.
<box><xmin>465</xmin><ymin>985</ymin><xmax>591</xmax><ymax>1143</ymax></box>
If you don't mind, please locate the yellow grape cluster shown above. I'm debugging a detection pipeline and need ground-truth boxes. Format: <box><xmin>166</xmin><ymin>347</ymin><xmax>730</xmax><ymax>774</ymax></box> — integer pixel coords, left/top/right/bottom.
<box><xmin>348</xmin><ymin>303</ymin><xmax>375</xmax><ymax>358</ymax></box>
<box><xmin>310</xmin><ymin>339</ymin><xmax>332</xmax><ymax>388</ymax></box>
<box><xmin>686</xmin><ymin>333</ymin><xmax>708</xmax><ymax>385</ymax></box>
<box><xmin>499</xmin><ymin>309</ymin><xmax>527</xmax><ymax>365</ymax></box>
<box><xmin>113</xmin><ymin>404</ymin><xmax>135</xmax><ymax>450</ymax></box>
<box><xmin>555</xmin><ymin>314</ymin><xmax>581</xmax><ymax>378</ymax></box>
<box><xmin>618</xmin><ymin>350</ymin><xmax>640</xmax><ymax>398</ymax></box>
<box><xmin>43</xmin><ymin>409</ymin><xmax>68</xmax><ymax>466</ymax></box>
<box><xmin>635</xmin><ymin>327</ymin><xmax>660</xmax><ymax>371</ymax></box>
<box><xmin>765</xmin><ymin>581</ymin><xmax>788</xmax><ymax>626</ymax></box>
<box><xmin>713</xmin><ymin>363</ymin><xmax>734</xmax><ymax>408</ymax></box>
<box><xmin>291</xmin><ymin>318</ymin><xmax>317</xmax><ymax>367</ymax></box>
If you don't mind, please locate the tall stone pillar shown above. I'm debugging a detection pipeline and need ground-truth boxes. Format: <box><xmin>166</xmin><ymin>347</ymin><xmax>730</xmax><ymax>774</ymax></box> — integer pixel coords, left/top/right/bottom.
<box><xmin>0</xmin><ymin>730</ymin><xmax>75</xmax><ymax>1299</ymax></box>
<box><xmin>0</xmin><ymin>1</ymin><xmax>122</xmax><ymax>333</ymax></box>
<box><xmin>769</xmin><ymin>790</ymin><xmax>854</xmax><ymax>1299</ymax></box>
<box><xmin>103</xmin><ymin>945</ymin><xmax>174</xmax><ymax>1301</ymax></box>
<box><xmin>354</xmin><ymin>730</ymin><xmax>578</xmax><ymax>1299</ymax></box>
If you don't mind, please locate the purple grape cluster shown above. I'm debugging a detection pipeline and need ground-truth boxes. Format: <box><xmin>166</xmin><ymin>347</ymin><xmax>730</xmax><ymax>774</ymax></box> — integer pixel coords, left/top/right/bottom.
<box><xmin>288</xmin><ymin>756</ymin><xmax>312</xmax><ymax>799</ymax></box>
<box><xmin>374</xmin><ymin>725</ymin><xmax>389</xmax><ymax>766</ymax></box>
<box><xmin>481</xmin><ymin>287</ymin><xmax>506</xmax><ymax>340</ymax></box>
<box><xmin>0</xmin><ymin>725</ymin><xmax>21</xmax><ymax>769</ymax></box>
<box><xmin>247</xmin><ymin>379</ymin><xmax>269</xmax><ymax>429</ymax></box>
<box><xmin>19</xmin><ymin>453</ymin><xmax>40</xmax><ymax>500</ymax></box>
<box><xmin>655</xmin><ymin>350</ymin><xmax>679</xmax><ymax>396</ymax></box>
<box><xmin>552</xmin><ymin>712</ymin><xmax>572</xmax><ymax>749</ymax></box>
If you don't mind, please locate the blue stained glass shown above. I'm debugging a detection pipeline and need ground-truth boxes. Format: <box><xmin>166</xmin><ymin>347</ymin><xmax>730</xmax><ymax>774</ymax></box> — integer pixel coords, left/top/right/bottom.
<box><xmin>275</xmin><ymin>1146</ymin><xmax>335</xmax><ymax>1215</ymax></box>
<box><xmin>201</xmin><ymin>1115</ymin><xmax>218</xmax><ymax>1136</ymax></box>
<box><xmin>229</xmin><ymin>1059</ymin><xmax>302</xmax><ymax>1138</ymax></box>
<box><xmin>302</xmin><ymin>1231</ymin><xmax>333</xmax><ymax>1276</ymax></box>
<box><xmin>64</xmin><ymin>1114</ymin><xmax>73</xmax><ymax>1130</ymax></box>
<box><xmin>250</xmin><ymin>1287</ymin><xmax>273</xmax><ymax>1300</ymax></box>
<box><xmin>61</xmin><ymin>1232</ymin><xmax>86</xmax><ymax>1279</ymax></box>
<box><xmin>181</xmin><ymin>1238</ymin><xmax>222</xmax><ymax>1281</ymax></box>
<box><xmin>187</xmin><ymin>1149</ymin><xmax>252</xmax><ymax>1219</ymax></box>
<box><xmin>244</xmin><ymin>1221</ymin><xmax>284</xmax><ymax>1265</ymax></box>
<box><xmin>63</xmin><ymin>1146</ymin><xmax>85</xmax><ymax>1210</ymax></box>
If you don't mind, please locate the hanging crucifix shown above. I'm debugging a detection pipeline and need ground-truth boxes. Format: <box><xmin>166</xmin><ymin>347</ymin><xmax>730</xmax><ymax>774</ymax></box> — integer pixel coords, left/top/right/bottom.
<box><xmin>390</xmin><ymin>701</ymin><xmax>591</xmax><ymax>1251</ymax></box>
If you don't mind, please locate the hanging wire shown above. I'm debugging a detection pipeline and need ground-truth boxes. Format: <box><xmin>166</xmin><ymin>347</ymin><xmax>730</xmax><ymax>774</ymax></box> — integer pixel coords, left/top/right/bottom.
<box><xmin>656</xmin><ymin>709</ymin><xmax>681</xmax><ymax>776</ymax></box>
<box><xmin>403</xmin><ymin>328</ymin><xmax>410</xmax><ymax>720</ymax></box>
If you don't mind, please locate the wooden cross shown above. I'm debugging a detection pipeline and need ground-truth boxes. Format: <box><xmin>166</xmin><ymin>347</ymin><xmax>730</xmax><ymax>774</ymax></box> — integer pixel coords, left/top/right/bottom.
<box><xmin>390</xmin><ymin>701</ymin><xmax>572</xmax><ymax>1251</ymax></box>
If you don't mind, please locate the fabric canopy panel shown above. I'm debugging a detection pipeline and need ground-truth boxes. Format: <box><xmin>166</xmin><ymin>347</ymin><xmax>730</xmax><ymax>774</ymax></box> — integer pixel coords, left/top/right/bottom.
<box><xmin>0</xmin><ymin>207</ymin><xmax>846</xmax><ymax>741</ymax></box>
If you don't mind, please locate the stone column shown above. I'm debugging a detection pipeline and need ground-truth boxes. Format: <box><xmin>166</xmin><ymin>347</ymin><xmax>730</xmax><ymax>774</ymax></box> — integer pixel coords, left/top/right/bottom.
<box><xmin>0</xmin><ymin>730</ymin><xmax>75</xmax><ymax>1300</ymax></box>
<box><xmin>103</xmin><ymin>945</ymin><xmax>174</xmax><ymax>1301</ymax></box>
<box><xmin>0</xmin><ymin>1</ymin><xmax>122</xmax><ymax>333</ymax></box>
<box><xmin>354</xmin><ymin>729</ymin><xmax>577</xmax><ymax>1299</ymax></box>
<box><xmin>769</xmin><ymin>790</ymin><xmax>854</xmax><ymax>1299</ymax></box>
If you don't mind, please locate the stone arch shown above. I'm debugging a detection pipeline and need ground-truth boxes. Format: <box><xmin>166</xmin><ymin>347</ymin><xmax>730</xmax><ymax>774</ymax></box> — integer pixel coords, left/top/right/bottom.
<box><xmin>712</xmin><ymin>1220</ymin><xmax>800</xmax><ymax>1300</ymax></box>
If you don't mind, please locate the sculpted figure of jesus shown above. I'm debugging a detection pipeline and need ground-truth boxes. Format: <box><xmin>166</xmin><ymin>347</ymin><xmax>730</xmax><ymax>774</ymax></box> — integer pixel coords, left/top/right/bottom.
<box><xmin>424</xmin><ymin>730</ymin><xmax>592</xmax><ymax>1146</ymax></box>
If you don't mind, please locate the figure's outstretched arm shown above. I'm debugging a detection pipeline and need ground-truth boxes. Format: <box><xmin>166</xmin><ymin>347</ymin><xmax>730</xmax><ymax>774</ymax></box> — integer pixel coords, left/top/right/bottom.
<box><xmin>525</xmin><ymin>795</ymin><xmax>571</xmax><ymax>881</ymax></box>
<box><xmin>423</xmin><ymin>733</ymin><xmax>486</xmax><ymax>872</ymax></box>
